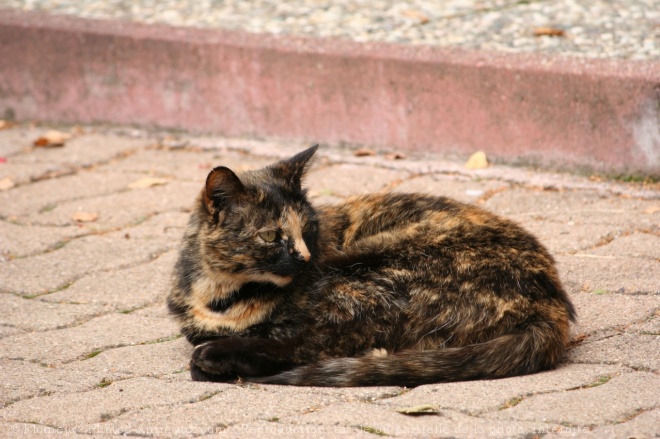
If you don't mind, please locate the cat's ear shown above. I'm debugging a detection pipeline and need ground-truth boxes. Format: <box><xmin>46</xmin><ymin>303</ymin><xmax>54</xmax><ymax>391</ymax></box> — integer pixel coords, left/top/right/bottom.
<box><xmin>203</xmin><ymin>166</ymin><xmax>245</xmax><ymax>215</ymax></box>
<box><xmin>270</xmin><ymin>144</ymin><xmax>318</xmax><ymax>191</ymax></box>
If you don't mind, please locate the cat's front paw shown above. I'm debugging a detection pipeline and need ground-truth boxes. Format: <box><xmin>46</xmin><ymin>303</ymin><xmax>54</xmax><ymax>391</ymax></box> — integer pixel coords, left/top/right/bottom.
<box><xmin>190</xmin><ymin>341</ymin><xmax>238</xmax><ymax>381</ymax></box>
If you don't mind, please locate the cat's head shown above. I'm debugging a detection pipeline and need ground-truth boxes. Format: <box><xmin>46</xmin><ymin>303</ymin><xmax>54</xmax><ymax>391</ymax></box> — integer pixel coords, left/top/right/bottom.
<box><xmin>195</xmin><ymin>145</ymin><xmax>319</xmax><ymax>287</ymax></box>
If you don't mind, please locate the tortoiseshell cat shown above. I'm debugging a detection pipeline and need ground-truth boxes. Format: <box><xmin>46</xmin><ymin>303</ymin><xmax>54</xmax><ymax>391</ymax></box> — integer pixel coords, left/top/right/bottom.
<box><xmin>168</xmin><ymin>145</ymin><xmax>576</xmax><ymax>387</ymax></box>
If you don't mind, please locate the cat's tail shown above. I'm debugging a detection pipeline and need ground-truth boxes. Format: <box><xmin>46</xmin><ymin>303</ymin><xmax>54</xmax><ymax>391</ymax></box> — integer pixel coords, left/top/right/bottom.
<box><xmin>250</xmin><ymin>321</ymin><xmax>570</xmax><ymax>387</ymax></box>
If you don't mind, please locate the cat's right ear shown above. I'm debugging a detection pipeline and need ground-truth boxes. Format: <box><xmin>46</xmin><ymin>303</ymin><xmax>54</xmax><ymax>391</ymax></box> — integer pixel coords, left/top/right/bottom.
<box><xmin>203</xmin><ymin>166</ymin><xmax>245</xmax><ymax>217</ymax></box>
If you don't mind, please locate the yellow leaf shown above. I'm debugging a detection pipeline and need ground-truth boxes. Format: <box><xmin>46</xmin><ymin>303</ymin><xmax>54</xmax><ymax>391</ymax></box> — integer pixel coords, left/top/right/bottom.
<box><xmin>465</xmin><ymin>151</ymin><xmax>489</xmax><ymax>170</ymax></box>
<box><xmin>0</xmin><ymin>177</ymin><xmax>15</xmax><ymax>191</ymax></box>
<box><xmin>128</xmin><ymin>177</ymin><xmax>169</xmax><ymax>189</ymax></box>
<box><xmin>72</xmin><ymin>211</ymin><xmax>99</xmax><ymax>222</ymax></box>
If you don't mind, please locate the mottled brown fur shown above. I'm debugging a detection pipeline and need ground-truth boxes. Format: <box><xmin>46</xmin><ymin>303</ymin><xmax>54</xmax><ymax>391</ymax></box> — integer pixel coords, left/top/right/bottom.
<box><xmin>168</xmin><ymin>145</ymin><xmax>576</xmax><ymax>386</ymax></box>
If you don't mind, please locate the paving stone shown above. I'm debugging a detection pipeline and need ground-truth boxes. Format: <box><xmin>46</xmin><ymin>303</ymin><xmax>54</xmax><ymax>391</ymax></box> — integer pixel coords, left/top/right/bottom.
<box><xmin>63</xmin><ymin>337</ymin><xmax>190</xmax><ymax>382</ymax></box>
<box><xmin>548</xmin><ymin>409</ymin><xmax>660</xmax><ymax>438</ymax></box>
<box><xmin>568</xmin><ymin>292</ymin><xmax>659</xmax><ymax>334</ymax></box>
<box><xmin>305</xmin><ymin>164</ymin><xmax>409</xmax><ymax>196</ymax></box>
<box><xmin>25</xmin><ymin>181</ymin><xmax>199</xmax><ymax>230</ymax></box>
<box><xmin>0</xmin><ymin>359</ymin><xmax>99</xmax><ymax>407</ymax></box>
<box><xmin>282</xmin><ymin>401</ymin><xmax>556</xmax><ymax>439</ymax></box>
<box><xmin>84</xmin><ymin>384</ymin><xmax>397</xmax><ymax>438</ymax></box>
<box><xmin>0</xmin><ymin>127</ymin><xmax>40</xmax><ymax>157</ymax></box>
<box><xmin>0</xmin><ymin>377</ymin><xmax>216</xmax><ymax>428</ymax></box>
<box><xmin>1</xmin><ymin>294</ymin><xmax>108</xmax><ymax>331</ymax></box>
<box><xmin>0</xmin><ymin>422</ymin><xmax>103</xmax><ymax>438</ymax></box>
<box><xmin>0</xmin><ymin>220</ymin><xmax>78</xmax><ymax>259</ymax></box>
<box><xmin>392</xmin><ymin>173</ymin><xmax>511</xmax><ymax>204</ymax></box>
<box><xmin>0</xmin><ymin>212</ymin><xmax>185</xmax><ymax>295</ymax></box>
<box><xmin>0</xmin><ymin>313</ymin><xmax>178</xmax><ymax>364</ymax></box>
<box><xmin>5</xmin><ymin>134</ymin><xmax>149</xmax><ymax>185</ymax></box>
<box><xmin>484</xmin><ymin>188</ymin><xmax>658</xmax><ymax>226</ymax></box>
<box><xmin>43</xmin><ymin>250</ymin><xmax>178</xmax><ymax>308</ymax></box>
<box><xmin>216</xmin><ymin>420</ymin><xmax>375</xmax><ymax>439</ymax></box>
<box><xmin>375</xmin><ymin>363</ymin><xmax>622</xmax><ymax>415</ymax></box>
<box><xmin>514</xmin><ymin>219</ymin><xmax>614</xmax><ymax>255</ymax></box>
<box><xmin>557</xmin><ymin>254</ymin><xmax>660</xmax><ymax>295</ymax></box>
<box><xmin>0</xmin><ymin>326</ymin><xmax>24</xmax><ymax>339</ymax></box>
<box><xmin>0</xmin><ymin>169</ymin><xmax>144</xmax><ymax>219</ymax></box>
<box><xmin>489</xmin><ymin>372</ymin><xmax>660</xmax><ymax>427</ymax></box>
<box><xmin>569</xmin><ymin>332</ymin><xmax>660</xmax><ymax>372</ymax></box>
<box><xmin>587</xmin><ymin>231</ymin><xmax>660</xmax><ymax>259</ymax></box>
<box><xmin>108</xmin><ymin>148</ymin><xmax>273</xmax><ymax>180</ymax></box>
<box><xmin>1</xmin><ymin>339</ymin><xmax>190</xmax><ymax>408</ymax></box>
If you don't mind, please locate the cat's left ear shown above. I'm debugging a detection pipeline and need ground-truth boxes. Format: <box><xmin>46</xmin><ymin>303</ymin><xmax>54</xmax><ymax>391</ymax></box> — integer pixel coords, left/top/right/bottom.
<box><xmin>269</xmin><ymin>144</ymin><xmax>318</xmax><ymax>191</ymax></box>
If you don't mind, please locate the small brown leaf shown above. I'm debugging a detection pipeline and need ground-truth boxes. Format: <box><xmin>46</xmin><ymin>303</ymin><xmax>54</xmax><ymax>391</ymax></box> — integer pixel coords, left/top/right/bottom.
<box><xmin>353</xmin><ymin>148</ymin><xmax>376</xmax><ymax>157</ymax></box>
<box><xmin>402</xmin><ymin>10</ymin><xmax>430</xmax><ymax>24</ymax></box>
<box><xmin>396</xmin><ymin>404</ymin><xmax>440</xmax><ymax>416</ymax></box>
<box><xmin>0</xmin><ymin>120</ymin><xmax>14</xmax><ymax>130</ymax></box>
<box><xmin>33</xmin><ymin>130</ymin><xmax>71</xmax><ymax>147</ymax></box>
<box><xmin>128</xmin><ymin>177</ymin><xmax>169</xmax><ymax>189</ymax></box>
<box><xmin>72</xmin><ymin>211</ymin><xmax>98</xmax><ymax>222</ymax></box>
<box><xmin>0</xmin><ymin>177</ymin><xmax>15</xmax><ymax>191</ymax></box>
<box><xmin>385</xmin><ymin>152</ymin><xmax>406</xmax><ymax>160</ymax></box>
<box><xmin>533</xmin><ymin>27</ymin><xmax>566</xmax><ymax>37</ymax></box>
<box><xmin>465</xmin><ymin>151</ymin><xmax>489</xmax><ymax>170</ymax></box>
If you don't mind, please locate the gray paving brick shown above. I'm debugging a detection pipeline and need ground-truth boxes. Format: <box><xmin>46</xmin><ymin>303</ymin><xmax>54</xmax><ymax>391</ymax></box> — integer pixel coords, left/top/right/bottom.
<box><xmin>306</xmin><ymin>164</ymin><xmax>409</xmax><ymax>196</ymax></box>
<box><xmin>569</xmin><ymin>292</ymin><xmax>659</xmax><ymax>334</ymax></box>
<box><xmin>42</xmin><ymin>250</ymin><xmax>177</xmax><ymax>308</ymax></box>
<box><xmin>216</xmin><ymin>420</ymin><xmax>375</xmax><ymax>439</ymax></box>
<box><xmin>0</xmin><ymin>313</ymin><xmax>178</xmax><ymax>364</ymax></box>
<box><xmin>570</xmin><ymin>332</ymin><xmax>660</xmax><ymax>372</ymax></box>
<box><xmin>0</xmin><ymin>212</ymin><xmax>185</xmax><ymax>295</ymax></box>
<box><xmin>1</xmin><ymin>294</ymin><xmax>108</xmax><ymax>331</ymax></box>
<box><xmin>4</xmin><ymin>134</ymin><xmax>149</xmax><ymax>185</ymax></box>
<box><xmin>89</xmin><ymin>384</ymin><xmax>412</xmax><ymax>438</ymax></box>
<box><xmin>0</xmin><ymin>422</ymin><xmax>103</xmax><ymax>438</ymax></box>
<box><xmin>0</xmin><ymin>377</ymin><xmax>216</xmax><ymax>428</ymax></box>
<box><xmin>489</xmin><ymin>372</ymin><xmax>660</xmax><ymax>427</ymax></box>
<box><xmin>0</xmin><ymin>169</ymin><xmax>144</xmax><ymax>219</ymax></box>
<box><xmin>24</xmin><ymin>181</ymin><xmax>199</xmax><ymax>230</ymax></box>
<box><xmin>375</xmin><ymin>363</ymin><xmax>623</xmax><ymax>415</ymax></box>
<box><xmin>548</xmin><ymin>409</ymin><xmax>660</xmax><ymax>438</ymax></box>
<box><xmin>282</xmin><ymin>401</ymin><xmax>556</xmax><ymax>439</ymax></box>
<box><xmin>0</xmin><ymin>221</ymin><xmax>78</xmax><ymax>259</ymax></box>
<box><xmin>557</xmin><ymin>254</ymin><xmax>660</xmax><ymax>295</ymax></box>
<box><xmin>107</xmin><ymin>148</ymin><xmax>273</xmax><ymax>180</ymax></box>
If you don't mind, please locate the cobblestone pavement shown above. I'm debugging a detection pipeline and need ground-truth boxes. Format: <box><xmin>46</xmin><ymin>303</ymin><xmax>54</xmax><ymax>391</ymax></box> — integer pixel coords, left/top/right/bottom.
<box><xmin>0</xmin><ymin>125</ymin><xmax>658</xmax><ymax>438</ymax></box>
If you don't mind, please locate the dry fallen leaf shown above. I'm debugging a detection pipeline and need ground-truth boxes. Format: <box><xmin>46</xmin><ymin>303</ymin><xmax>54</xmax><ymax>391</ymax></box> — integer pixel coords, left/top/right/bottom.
<box><xmin>0</xmin><ymin>120</ymin><xmax>14</xmax><ymax>130</ymax></box>
<box><xmin>0</xmin><ymin>177</ymin><xmax>15</xmax><ymax>191</ymax></box>
<box><xmin>396</xmin><ymin>404</ymin><xmax>441</xmax><ymax>416</ymax></box>
<box><xmin>465</xmin><ymin>151</ymin><xmax>489</xmax><ymax>170</ymax></box>
<box><xmin>533</xmin><ymin>27</ymin><xmax>566</xmax><ymax>37</ymax></box>
<box><xmin>72</xmin><ymin>211</ymin><xmax>99</xmax><ymax>222</ymax></box>
<box><xmin>385</xmin><ymin>152</ymin><xmax>406</xmax><ymax>160</ymax></box>
<box><xmin>353</xmin><ymin>148</ymin><xmax>376</xmax><ymax>157</ymax></box>
<box><xmin>33</xmin><ymin>130</ymin><xmax>72</xmax><ymax>147</ymax></box>
<box><xmin>644</xmin><ymin>206</ymin><xmax>660</xmax><ymax>214</ymax></box>
<box><xmin>128</xmin><ymin>177</ymin><xmax>169</xmax><ymax>189</ymax></box>
<box><xmin>402</xmin><ymin>9</ymin><xmax>430</xmax><ymax>24</ymax></box>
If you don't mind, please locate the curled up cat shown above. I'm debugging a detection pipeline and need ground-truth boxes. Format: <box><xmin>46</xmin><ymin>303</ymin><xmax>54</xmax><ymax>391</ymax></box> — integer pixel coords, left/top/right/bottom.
<box><xmin>168</xmin><ymin>145</ymin><xmax>576</xmax><ymax>387</ymax></box>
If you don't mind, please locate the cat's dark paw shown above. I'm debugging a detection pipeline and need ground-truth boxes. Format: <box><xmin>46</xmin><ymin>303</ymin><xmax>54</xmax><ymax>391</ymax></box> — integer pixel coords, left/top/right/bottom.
<box><xmin>189</xmin><ymin>358</ymin><xmax>235</xmax><ymax>382</ymax></box>
<box><xmin>191</xmin><ymin>340</ymin><xmax>239</xmax><ymax>378</ymax></box>
<box><xmin>191</xmin><ymin>337</ymin><xmax>294</xmax><ymax>379</ymax></box>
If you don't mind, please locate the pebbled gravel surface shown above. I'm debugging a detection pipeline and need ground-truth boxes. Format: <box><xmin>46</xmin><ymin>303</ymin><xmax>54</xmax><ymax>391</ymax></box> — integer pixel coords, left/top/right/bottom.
<box><xmin>2</xmin><ymin>0</ymin><xmax>659</xmax><ymax>60</ymax></box>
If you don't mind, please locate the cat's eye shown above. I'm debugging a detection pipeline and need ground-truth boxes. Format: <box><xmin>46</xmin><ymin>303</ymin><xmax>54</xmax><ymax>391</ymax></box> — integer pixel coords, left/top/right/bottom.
<box><xmin>259</xmin><ymin>230</ymin><xmax>278</xmax><ymax>242</ymax></box>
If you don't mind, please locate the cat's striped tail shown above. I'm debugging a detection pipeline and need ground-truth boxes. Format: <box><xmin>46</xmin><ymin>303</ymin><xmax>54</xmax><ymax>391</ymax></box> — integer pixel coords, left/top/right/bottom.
<box><xmin>250</xmin><ymin>322</ymin><xmax>570</xmax><ymax>387</ymax></box>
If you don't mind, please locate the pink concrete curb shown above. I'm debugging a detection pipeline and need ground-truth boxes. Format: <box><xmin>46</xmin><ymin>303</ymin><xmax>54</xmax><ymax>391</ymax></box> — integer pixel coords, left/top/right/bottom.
<box><xmin>1</xmin><ymin>9</ymin><xmax>659</xmax><ymax>176</ymax></box>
